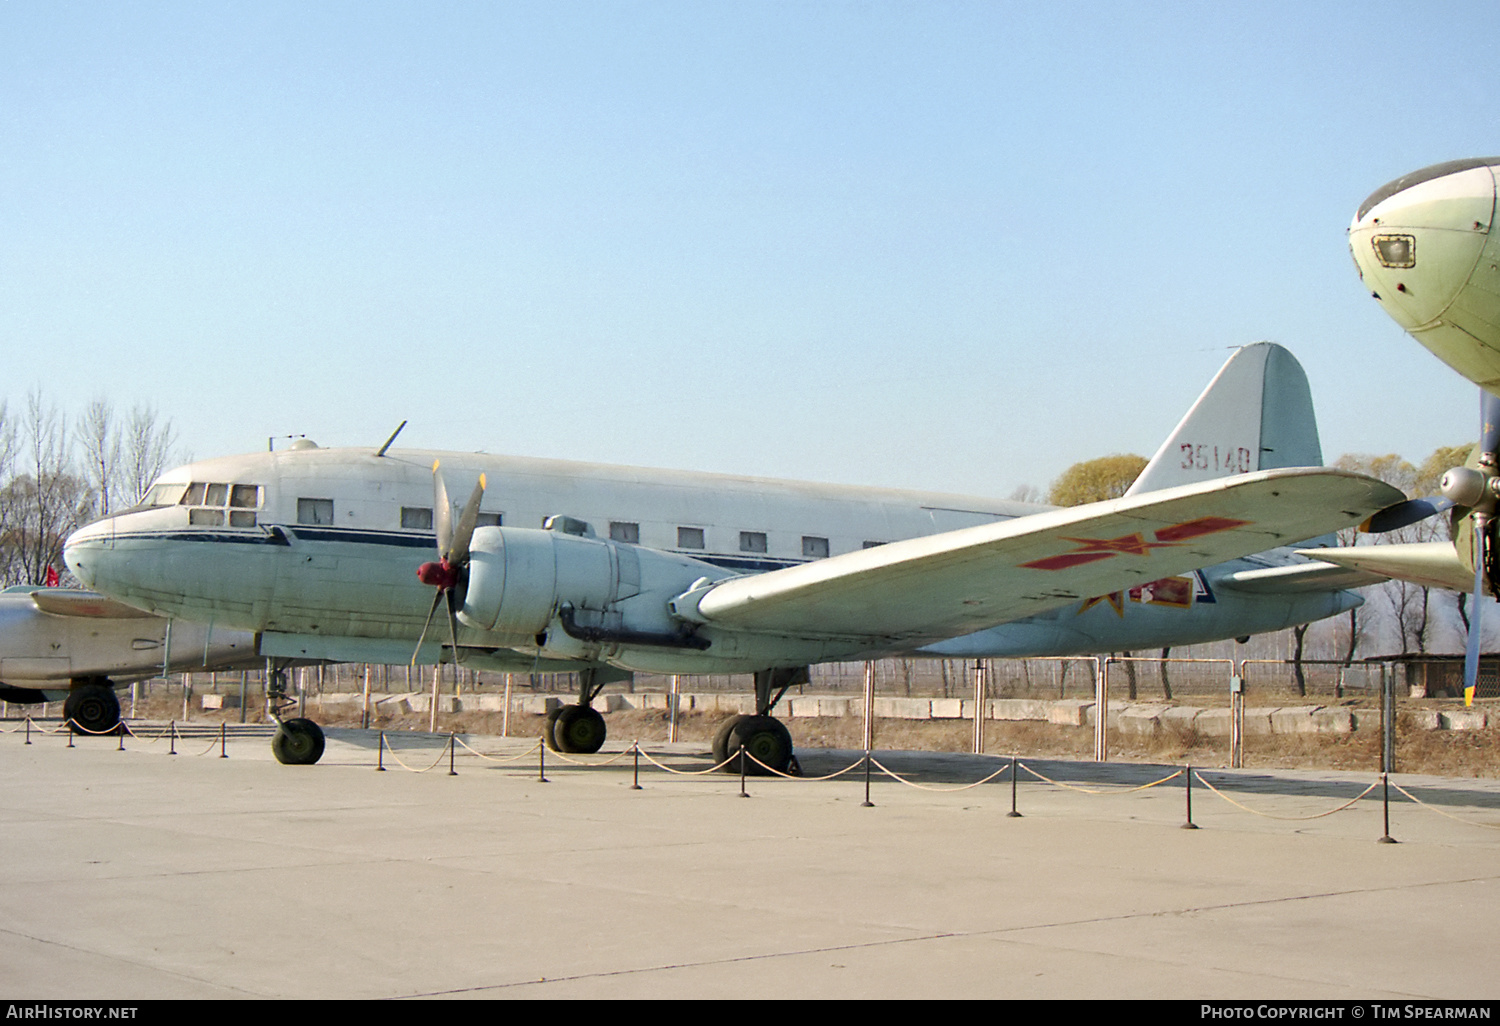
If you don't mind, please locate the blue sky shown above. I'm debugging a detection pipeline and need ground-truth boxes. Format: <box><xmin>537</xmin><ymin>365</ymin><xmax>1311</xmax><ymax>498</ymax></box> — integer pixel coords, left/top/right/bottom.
<box><xmin>2</xmin><ymin>1</ymin><xmax>1497</xmax><ymax>498</ymax></box>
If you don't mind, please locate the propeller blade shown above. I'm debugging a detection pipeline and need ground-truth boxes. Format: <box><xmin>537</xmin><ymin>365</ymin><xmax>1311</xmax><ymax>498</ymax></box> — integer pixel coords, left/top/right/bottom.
<box><xmin>411</xmin><ymin>588</ymin><xmax>446</xmax><ymax>666</ymax></box>
<box><xmin>446</xmin><ymin>474</ymin><xmax>487</xmax><ymax>567</ymax></box>
<box><xmin>444</xmin><ymin>587</ymin><xmax>463</xmax><ymax>666</ymax></box>
<box><xmin>432</xmin><ymin>460</ymin><xmax>453</xmax><ymax>558</ymax></box>
<box><xmin>1465</xmin><ymin>515</ymin><xmax>1487</xmax><ymax>707</ymax></box>
<box><xmin>1483</xmin><ymin>391</ymin><xmax>1500</xmax><ymax>456</ymax></box>
<box><xmin>1360</xmin><ymin>497</ymin><xmax>1456</xmax><ymax>534</ymax></box>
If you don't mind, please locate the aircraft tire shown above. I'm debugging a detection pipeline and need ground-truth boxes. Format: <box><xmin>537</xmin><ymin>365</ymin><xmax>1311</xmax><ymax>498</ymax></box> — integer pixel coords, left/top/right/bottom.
<box><xmin>272</xmin><ymin>718</ymin><xmax>326</xmax><ymax>765</ymax></box>
<box><xmin>553</xmin><ymin>705</ymin><xmax>606</xmax><ymax>754</ymax></box>
<box><xmin>711</xmin><ymin>714</ymin><xmax>748</xmax><ymax>769</ymax></box>
<box><xmin>543</xmin><ymin>706</ymin><xmax>565</xmax><ymax>752</ymax></box>
<box><xmin>725</xmin><ymin>715</ymin><xmax>793</xmax><ymax>776</ymax></box>
<box><xmin>64</xmin><ymin>682</ymin><xmax>121</xmax><ymax>735</ymax></box>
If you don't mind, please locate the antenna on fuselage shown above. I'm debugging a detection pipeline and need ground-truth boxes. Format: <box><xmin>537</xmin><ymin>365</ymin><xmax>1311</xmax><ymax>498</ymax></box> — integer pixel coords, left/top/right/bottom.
<box><xmin>375</xmin><ymin>420</ymin><xmax>408</xmax><ymax>458</ymax></box>
<box><xmin>268</xmin><ymin>434</ymin><xmax>307</xmax><ymax>452</ymax></box>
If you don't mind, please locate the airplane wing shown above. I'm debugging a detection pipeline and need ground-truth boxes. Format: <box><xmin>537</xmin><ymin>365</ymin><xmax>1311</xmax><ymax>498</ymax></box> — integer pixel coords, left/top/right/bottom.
<box><xmin>28</xmin><ymin>589</ymin><xmax>159</xmax><ymax>619</ymax></box>
<box><xmin>1293</xmin><ymin>542</ymin><xmax>1475</xmax><ymax>593</ymax></box>
<box><xmin>1216</xmin><ymin>560</ymin><xmax>1393</xmax><ymax>594</ymax></box>
<box><xmin>675</xmin><ymin>468</ymin><xmax>1403</xmax><ymax>645</ymax></box>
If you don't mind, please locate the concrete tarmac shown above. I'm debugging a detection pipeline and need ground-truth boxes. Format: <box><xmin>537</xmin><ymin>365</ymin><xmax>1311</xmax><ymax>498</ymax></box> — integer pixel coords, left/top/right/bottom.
<box><xmin>2</xmin><ymin>721</ymin><xmax>1499</xmax><ymax>1000</ymax></box>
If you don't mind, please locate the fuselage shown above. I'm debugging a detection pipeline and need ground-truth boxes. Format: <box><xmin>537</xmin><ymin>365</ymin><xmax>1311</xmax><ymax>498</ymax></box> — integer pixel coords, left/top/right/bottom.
<box><xmin>64</xmin><ymin>444</ymin><xmax>1360</xmax><ymax>674</ymax></box>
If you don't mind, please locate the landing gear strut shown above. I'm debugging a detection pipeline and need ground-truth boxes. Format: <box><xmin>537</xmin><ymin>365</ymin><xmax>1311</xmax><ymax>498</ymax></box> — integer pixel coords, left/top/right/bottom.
<box><xmin>712</xmin><ymin>667</ymin><xmax>805</xmax><ymax>775</ymax></box>
<box><xmin>267</xmin><ymin>659</ymin><xmax>325</xmax><ymax>765</ymax></box>
<box><xmin>64</xmin><ymin>679</ymin><xmax>121</xmax><ymax>735</ymax></box>
<box><xmin>545</xmin><ymin>667</ymin><xmax>629</xmax><ymax>754</ymax></box>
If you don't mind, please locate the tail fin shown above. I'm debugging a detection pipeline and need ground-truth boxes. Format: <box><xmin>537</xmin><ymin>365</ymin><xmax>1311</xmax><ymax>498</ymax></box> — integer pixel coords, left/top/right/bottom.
<box><xmin>1124</xmin><ymin>342</ymin><xmax>1323</xmax><ymax>497</ymax></box>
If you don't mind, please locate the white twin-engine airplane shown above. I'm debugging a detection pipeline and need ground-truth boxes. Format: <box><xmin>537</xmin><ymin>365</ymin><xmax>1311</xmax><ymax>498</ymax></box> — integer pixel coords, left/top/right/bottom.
<box><xmin>64</xmin><ymin>343</ymin><xmax>1404</xmax><ymax>768</ymax></box>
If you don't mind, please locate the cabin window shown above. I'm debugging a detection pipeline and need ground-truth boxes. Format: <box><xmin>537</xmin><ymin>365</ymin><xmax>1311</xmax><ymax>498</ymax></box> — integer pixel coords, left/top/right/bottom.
<box><xmin>677</xmin><ymin>527</ymin><xmax>705</xmax><ymax>549</ymax></box>
<box><xmin>740</xmin><ymin>531</ymin><xmax>768</xmax><ymax>553</ymax></box>
<box><xmin>229</xmin><ymin>511</ymin><xmax>257</xmax><ymax>528</ymax></box>
<box><xmin>401</xmin><ymin>507</ymin><xmax>433</xmax><ymax>530</ymax></box>
<box><xmin>189</xmin><ymin>508</ymin><xmax>224</xmax><ymax>527</ymax></box>
<box><xmin>476</xmin><ymin>512</ymin><xmax>502</xmax><ymax>527</ymax></box>
<box><xmin>610</xmin><ymin>522</ymin><xmax>640</xmax><ymax>544</ymax></box>
<box><xmin>298</xmin><ymin>498</ymin><xmax>334</xmax><ymax>525</ymax></box>
<box><xmin>203</xmin><ymin>483</ymin><xmax>229</xmax><ymax>506</ymax></box>
<box><xmin>802</xmin><ymin>536</ymin><xmax>829</xmax><ymax>559</ymax></box>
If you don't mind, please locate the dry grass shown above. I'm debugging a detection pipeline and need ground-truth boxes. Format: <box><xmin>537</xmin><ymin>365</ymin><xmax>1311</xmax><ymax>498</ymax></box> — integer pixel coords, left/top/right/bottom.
<box><xmin>108</xmin><ymin>691</ymin><xmax>1500</xmax><ymax>778</ymax></box>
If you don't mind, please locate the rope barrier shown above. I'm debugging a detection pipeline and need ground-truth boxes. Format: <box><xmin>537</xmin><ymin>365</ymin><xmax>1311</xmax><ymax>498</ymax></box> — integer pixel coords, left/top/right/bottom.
<box><xmin>867</xmin><ymin>756</ymin><xmax>1014</xmax><ymax>792</ymax></box>
<box><xmin>375</xmin><ymin>733</ymin><xmax>454</xmax><ymax>773</ymax></box>
<box><xmin>452</xmin><ymin>736</ymin><xmax>543</xmax><ymax>763</ymax></box>
<box><xmin>1388</xmin><ymin>781</ymin><xmax>1500</xmax><ymax>831</ymax></box>
<box><xmin>1191</xmin><ymin>771</ymin><xmax>1378</xmax><ymax>820</ymax></box>
<box><xmin>16</xmin><ymin>715</ymin><xmax>1500</xmax><ymax>839</ymax></box>
<box><xmin>1019</xmin><ymin>761</ymin><xmax>1182</xmax><ymax>794</ymax></box>
<box><xmin>739</xmin><ymin>748</ymin><xmax>862</xmax><ymax>781</ymax></box>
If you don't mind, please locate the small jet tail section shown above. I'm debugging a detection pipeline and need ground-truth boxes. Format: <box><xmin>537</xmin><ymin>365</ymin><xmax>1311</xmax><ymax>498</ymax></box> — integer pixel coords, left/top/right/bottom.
<box><xmin>1125</xmin><ymin>342</ymin><xmax>1324</xmax><ymax>497</ymax></box>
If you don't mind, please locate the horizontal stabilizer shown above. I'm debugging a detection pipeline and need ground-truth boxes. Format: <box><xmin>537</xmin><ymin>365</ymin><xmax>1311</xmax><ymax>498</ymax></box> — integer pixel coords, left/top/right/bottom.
<box><xmin>1218</xmin><ymin>561</ymin><xmax>1391</xmax><ymax>594</ymax></box>
<box><xmin>677</xmin><ymin>468</ymin><xmax>1404</xmax><ymax>645</ymax></box>
<box><xmin>28</xmin><ymin>589</ymin><xmax>157</xmax><ymax>620</ymax></box>
<box><xmin>1293</xmin><ymin>542</ymin><xmax>1475</xmax><ymax>593</ymax></box>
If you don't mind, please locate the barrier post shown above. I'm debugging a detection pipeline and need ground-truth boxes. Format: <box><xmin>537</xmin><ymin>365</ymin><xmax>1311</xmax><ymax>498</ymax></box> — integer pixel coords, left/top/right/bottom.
<box><xmin>1008</xmin><ymin>755</ymin><xmax>1022</xmax><ymax>818</ymax></box>
<box><xmin>861</xmin><ymin>750</ymin><xmax>874</xmax><ymax>808</ymax></box>
<box><xmin>219</xmin><ymin>722</ymin><xmax>227</xmax><ymax>759</ymax></box>
<box><xmin>739</xmin><ymin>743</ymin><xmax>749</xmax><ymax>798</ymax></box>
<box><xmin>449</xmin><ymin>733</ymin><xmax>457</xmax><ymax>776</ymax></box>
<box><xmin>538</xmin><ymin>740</ymin><xmax>548</xmax><ymax>783</ymax></box>
<box><xmin>1182</xmin><ymin>765</ymin><xmax>1198</xmax><ymax>830</ymax></box>
<box><xmin>377</xmin><ymin>731</ymin><xmax>386</xmax><ymax>772</ymax></box>
<box><xmin>25</xmin><ymin>717</ymin><xmax>30</xmax><ymax>745</ymax></box>
<box><xmin>1378</xmin><ymin>772</ymin><xmax>1398</xmax><ymax>844</ymax></box>
<box><xmin>631</xmin><ymin>742</ymin><xmax>642</xmax><ymax>790</ymax></box>
<box><xmin>169</xmin><ymin>721</ymin><xmax>177</xmax><ymax>756</ymax></box>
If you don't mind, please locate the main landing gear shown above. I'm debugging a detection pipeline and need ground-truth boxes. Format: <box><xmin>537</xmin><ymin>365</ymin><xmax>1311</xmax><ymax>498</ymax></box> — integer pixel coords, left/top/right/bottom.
<box><xmin>711</xmin><ymin>667</ymin><xmax>806</xmax><ymax>775</ymax></box>
<box><xmin>267</xmin><ymin>660</ymin><xmax>325</xmax><ymax>765</ymax></box>
<box><xmin>544</xmin><ymin>667</ymin><xmax>627</xmax><ymax>754</ymax></box>
<box><xmin>63</xmin><ymin>679</ymin><xmax>122</xmax><ymax>735</ymax></box>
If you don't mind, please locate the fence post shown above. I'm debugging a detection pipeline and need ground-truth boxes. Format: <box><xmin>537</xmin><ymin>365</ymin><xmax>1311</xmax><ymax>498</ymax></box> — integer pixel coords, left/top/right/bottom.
<box><xmin>1093</xmin><ymin>656</ymin><xmax>1108</xmax><ymax>762</ymax></box>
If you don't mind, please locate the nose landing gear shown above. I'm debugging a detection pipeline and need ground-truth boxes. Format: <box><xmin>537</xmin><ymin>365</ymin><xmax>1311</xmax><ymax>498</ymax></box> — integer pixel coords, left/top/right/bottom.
<box><xmin>266</xmin><ymin>660</ymin><xmax>325</xmax><ymax>765</ymax></box>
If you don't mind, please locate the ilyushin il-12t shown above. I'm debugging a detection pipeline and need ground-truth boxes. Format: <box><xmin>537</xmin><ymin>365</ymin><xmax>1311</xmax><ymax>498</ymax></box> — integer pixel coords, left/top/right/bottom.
<box><xmin>64</xmin><ymin>343</ymin><xmax>1405</xmax><ymax>768</ymax></box>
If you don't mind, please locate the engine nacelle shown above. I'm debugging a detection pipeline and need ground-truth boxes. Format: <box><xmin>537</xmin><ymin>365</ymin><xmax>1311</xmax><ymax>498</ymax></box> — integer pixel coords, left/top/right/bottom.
<box><xmin>457</xmin><ymin>526</ymin><xmax>728</xmax><ymax>644</ymax></box>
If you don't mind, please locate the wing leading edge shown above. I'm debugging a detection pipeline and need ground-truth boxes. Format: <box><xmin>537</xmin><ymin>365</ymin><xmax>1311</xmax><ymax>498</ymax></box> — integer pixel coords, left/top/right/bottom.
<box><xmin>673</xmin><ymin>468</ymin><xmax>1404</xmax><ymax>645</ymax></box>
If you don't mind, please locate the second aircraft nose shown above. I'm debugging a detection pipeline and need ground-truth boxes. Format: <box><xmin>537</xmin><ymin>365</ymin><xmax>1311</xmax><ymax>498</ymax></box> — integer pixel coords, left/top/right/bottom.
<box><xmin>1350</xmin><ymin>158</ymin><xmax>1500</xmax><ymax>391</ymax></box>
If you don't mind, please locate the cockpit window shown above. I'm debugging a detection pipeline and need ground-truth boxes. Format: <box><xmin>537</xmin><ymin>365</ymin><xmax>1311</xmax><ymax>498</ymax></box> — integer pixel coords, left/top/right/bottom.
<box><xmin>177</xmin><ymin>481</ymin><xmax>262</xmax><ymax>527</ymax></box>
<box><xmin>143</xmin><ymin>482</ymin><xmax>188</xmax><ymax>507</ymax></box>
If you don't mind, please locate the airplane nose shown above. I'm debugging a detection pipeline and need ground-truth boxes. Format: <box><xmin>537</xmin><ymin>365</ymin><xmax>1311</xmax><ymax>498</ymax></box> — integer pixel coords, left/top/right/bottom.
<box><xmin>63</xmin><ymin>520</ymin><xmax>110</xmax><ymax>588</ymax></box>
<box><xmin>1350</xmin><ymin>158</ymin><xmax>1500</xmax><ymax>389</ymax></box>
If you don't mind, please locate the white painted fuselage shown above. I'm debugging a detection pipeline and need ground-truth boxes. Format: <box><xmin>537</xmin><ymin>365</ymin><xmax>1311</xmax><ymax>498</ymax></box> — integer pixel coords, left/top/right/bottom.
<box><xmin>64</xmin><ymin>444</ymin><xmax>1360</xmax><ymax>676</ymax></box>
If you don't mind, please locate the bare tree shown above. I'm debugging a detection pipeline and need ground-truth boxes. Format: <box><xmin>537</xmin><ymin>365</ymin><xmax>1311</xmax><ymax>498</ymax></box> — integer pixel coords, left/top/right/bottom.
<box><xmin>120</xmin><ymin>403</ymin><xmax>180</xmax><ymax>508</ymax></box>
<box><xmin>77</xmin><ymin>398</ymin><xmax>121</xmax><ymax>518</ymax></box>
<box><xmin>1</xmin><ymin>392</ymin><xmax>92</xmax><ymax>585</ymax></box>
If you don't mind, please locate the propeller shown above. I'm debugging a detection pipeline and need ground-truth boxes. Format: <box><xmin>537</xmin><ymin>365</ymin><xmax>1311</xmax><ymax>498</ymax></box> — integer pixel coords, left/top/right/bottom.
<box><xmin>412</xmin><ymin>460</ymin><xmax>487</xmax><ymax>666</ymax></box>
<box><xmin>1445</xmin><ymin>390</ymin><xmax>1500</xmax><ymax>706</ymax></box>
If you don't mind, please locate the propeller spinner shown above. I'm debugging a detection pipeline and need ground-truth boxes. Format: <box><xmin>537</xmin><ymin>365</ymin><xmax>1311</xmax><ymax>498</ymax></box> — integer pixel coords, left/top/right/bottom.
<box><xmin>413</xmin><ymin>461</ymin><xmax>487</xmax><ymax>665</ymax></box>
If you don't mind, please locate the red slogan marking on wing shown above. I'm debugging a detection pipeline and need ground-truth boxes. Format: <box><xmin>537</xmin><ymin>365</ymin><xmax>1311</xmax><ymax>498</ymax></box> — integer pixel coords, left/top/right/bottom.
<box><xmin>1020</xmin><ymin>517</ymin><xmax>1250</xmax><ymax>572</ymax></box>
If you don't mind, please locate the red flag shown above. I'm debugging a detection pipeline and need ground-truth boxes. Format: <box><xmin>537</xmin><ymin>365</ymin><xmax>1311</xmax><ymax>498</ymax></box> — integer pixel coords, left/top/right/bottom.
<box><xmin>44</xmin><ymin>565</ymin><xmax>59</xmax><ymax>587</ymax></box>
